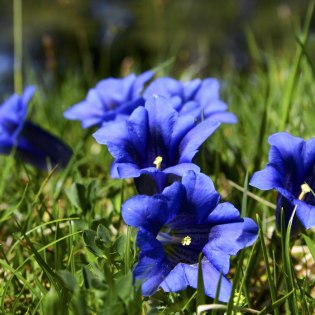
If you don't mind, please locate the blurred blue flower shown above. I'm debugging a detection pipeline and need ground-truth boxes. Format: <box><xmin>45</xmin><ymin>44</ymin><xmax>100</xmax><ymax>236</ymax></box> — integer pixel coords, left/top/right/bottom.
<box><xmin>0</xmin><ymin>87</ymin><xmax>72</xmax><ymax>170</ymax></box>
<box><xmin>64</xmin><ymin>71</ymin><xmax>153</xmax><ymax>128</ymax></box>
<box><xmin>122</xmin><ymin>171</ymin><xmax>258</xmax><ymax>301</ymax></box>
<box><xmin>143</xmin><ymin>77</ymin><xmax>237</xmax><ymax>124</ymax></box>
<box><xmin>250</xmin><ymin>132</ymin><xmax>315</xmax><ymax>232</ymax></box>
<box><xmin>94</xmin><ymin>95</ymin><xmax>220</xmax><ymax>194</ymax></box>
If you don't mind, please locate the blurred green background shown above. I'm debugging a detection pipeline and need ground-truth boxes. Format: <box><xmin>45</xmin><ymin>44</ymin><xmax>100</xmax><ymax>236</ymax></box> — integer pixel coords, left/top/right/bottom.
<box><xmin>0</xmin><ymin>0</ymin><xmax>313</xmax><ymax>95</ymax></box>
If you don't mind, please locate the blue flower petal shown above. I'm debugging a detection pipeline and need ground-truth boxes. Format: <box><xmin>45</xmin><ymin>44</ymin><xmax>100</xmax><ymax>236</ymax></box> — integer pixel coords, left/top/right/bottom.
<box><xmin>194</xmin><ymin>78</ymin><xmax>221</xmax><ymax>106</ymax></box>
<box><xmin>183</xmin><ymin>79</ymin><xmax>201</xmax><ymax>100</ymax></box>
<box><xmin>134</xmin><ymin>229</ymin><xmax>171</xmax><ymax>296</ymax></box>
<box><xmin>126</xmin><ymin>106</ymin><xmax>149</xmax><ymax>163</ymax></box>
<box><xmin>0</xmin><ymin>86</ymin><xmax>35</xmax><ymax>139</ymax></box>
<box><xmin>143</xmin><ymin>77</ymin><xmax>182</xmax><ymax>100</ymax></box>
<box><xmin>303</xmin><ymin>138</ymin><xmax>315</xmax><ymax>175</ymax></box>
<box><xmin>294</xmin><ymin>200</ymin><xmax>315</xmax><ymax>229</ymax></box>
<box><xmin>179</xmin><ymin>120</ymin><xmax>220</xmax><ymax>163</ymax></box>
<box><xmin>131</xmin><ymin>70</ymin><xmax>154</xmax><ymax>98</ymax></box>
<box><xmin>181</xmin><ymin>171</ymin><xmax>220</xmax><ymax>223</ymax></box>
<box><xmin>207</xmin><ymin>202</ymin><xmax>241</xmax><ymax>225</ymax></box>
<box><xmin>250</xmin><ymin>165</ymin><xmax>283</xmax><ymax>190</ymax></box>
<box><xmin>178</xmin><ymin>101</ymin><xmax>201</xmax><ymax>119</ymax></box>
<box><xmin>203</xmin><ymin>99</ymin><xmax>228</xmax><ymax>113</ymax></box>
<box><xmin>268</xmin><ymin>132</ymin><xmax>304</xmax><ymax>185</ymax></box>
<box><xmin>64</xmin><ymin>72</ymin><xmax>152</xmax><ymax>128</ymax></box>
<box><xmin>160</xmin><ymin>259</ymin><xmax>232</xmax><ymax>302</ymax></box>
<box><xmin>145</xmin><ymin>95</ymin><xmax>177</xmax><ymax>159</ymax></box>
<box><xmin>202</xmin><ymin>260</ymin><xmax>232</xmax><ymax>302</ymax></box>
<box><xmin>114</xmin><ymin>98</ymin><xmax>145</xmax><ymax>116</ymax></box>
<box><xmin>203</xmin><ymin>218</ymin><xmax>258</xmax><ymax>274</ymax></box>
<box><xmin>161</xmin><ymin>182</ymin><xmax>186</xmax><ymax>217</ymax></box>
<box><xmin>122</xmin><ymin>194</ymin><xmax>170</xmax><ymax>234</ymax></box>
<box><xmin>205</xmin><ymin>112</ymin><xmax>238</xmax><ymax>124</ymax></box>
<box><xmin>163</xmin><ymin>163</ymin><xmax>200</xmax><ymax>176</ymax></box>
<box><xmin>64</xmin><ymin>89</ymin><xmax>108</xmax><ymax>128</ymax></box>
<box><xmin>21</xmin><ymin>86</ymin><xmax>36</xmax><ymax>106</ymax></box>
<box><xmin>96</xmin><ymin>74</ymin><xmax>136</xmax><ymax>106</ymax></box>
<box><xmin>159</xmin><ymin>263</ymin><xmax>188</xmax><ymax>293</ymax></box>
<box><xmin>115</xmin><ymin>163</ymin><xmax>140</xmax><ymax>178</ymax></box>
<box><xmin>169</xmin><ymin>115</ymin><xmax>195</xmax><ymax>162</ymax></box>
<box><xmin>93</xmin><ymin>121</ymin><xmax>134</xmax><ymax>163</ymax></box>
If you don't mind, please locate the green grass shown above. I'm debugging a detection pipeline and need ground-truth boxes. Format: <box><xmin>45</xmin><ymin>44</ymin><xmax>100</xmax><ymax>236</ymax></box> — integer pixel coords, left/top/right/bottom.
<box><xmin>1</xmin><ymin>2</ymin><xmax>315</xmax><ymax>314</ymax></box>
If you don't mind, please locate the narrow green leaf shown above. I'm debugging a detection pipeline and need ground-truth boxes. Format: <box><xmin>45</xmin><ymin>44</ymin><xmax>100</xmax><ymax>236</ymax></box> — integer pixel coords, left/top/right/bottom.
<box><xmin>303</xmin><ymin>233</ymin><xmax>315</xmax><ymax>260</ymax></box>
<box><xmin>256</xmin><ymin>215</ymin><xmax>280</xmax><ymax>315</ymax></box>
<box><xmin>196</xmin><ymin>253</ymin><xmax>206</xmax><ymax>308</ymax></box>
<box><xmin>281</xmin><ymin>208</ymin><xmax>298</xmax><ymax>315</ymax></box>
<box><xmin>13</xmin><ymin>0</ymin><xmax>23</xmax><ymax>93</ymax></box>
<box><xmin>226</xmin><ymin>250</ymin><xmax>245</xmax><ymax>315</ymax></box>
<box><xmin>124</xmin><ymin>225</ymin><xmax>131</xmax><ymax>274</ymax></box>
<box><xmin>241</xmin><ymin>172</ymin><xmax>249</xmax><ymax>217</ymax></box>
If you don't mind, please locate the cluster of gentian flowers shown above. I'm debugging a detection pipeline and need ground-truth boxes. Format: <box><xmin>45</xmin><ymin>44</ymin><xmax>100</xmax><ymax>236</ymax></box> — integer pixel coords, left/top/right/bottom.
<box><xmin>2</xmin><ymin>69</ymin><xmax>314</xmax><ymax>302</ymax></box>
<box><xmin>64</xmin><ymin>71</ymin><xmax>258</xmax><ymax>301</ymax></box>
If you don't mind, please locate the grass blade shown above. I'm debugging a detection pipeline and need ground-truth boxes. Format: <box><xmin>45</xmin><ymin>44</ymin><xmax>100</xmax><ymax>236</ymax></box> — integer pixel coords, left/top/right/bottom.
<box><xmin>256</xmin><ymin>215</ymin><xmax>279</xmax><ymax>315</ymax></box>
<box><xmin>13</xmin><ymin>0</ymin><xmax>23</xmax><ymax>93</ymax></box>
<box><xmin>196</xmin><ymin>253</ymin><xmax>206</xmax><ymax>308</ymax></box>
<box><xmin>281</xmin><ymin>208</ymin><xmax>298</xmax><ymax>315</ymax></box>
<box><xmin>280</xmin><ymin>0</ymin><xmax>315</xmax><ymax>130</ymax></box>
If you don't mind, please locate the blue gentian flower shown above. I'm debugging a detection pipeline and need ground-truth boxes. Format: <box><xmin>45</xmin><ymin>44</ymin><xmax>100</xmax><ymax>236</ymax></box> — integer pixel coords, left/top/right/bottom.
<box><xmin>64</xmin><ymin>71</ymin><xmax>154</xmax><ymax>128</ymax></box>
<box><xmin>143</xmin><ymin>77</ymin><xmax>237</xmax><ymax>124</ymax></box>
<box><xmin>0</xmin><ymin>86</ymin><xmax>72</xmax><ymax>170</ymax></box>
<box><xmin>93</xmin><ymin>95</ymin><xmax>220</xmax><ymax>194</ymax></box>
<box><xmin>122</xmin><ymin>171</ymin><xmax>258</xmax><ymax>301</ymax></box>
<box><xmin>250</xmin><ymin>132</ymin><xmax>315</xmax><ymax>232</ymax></box>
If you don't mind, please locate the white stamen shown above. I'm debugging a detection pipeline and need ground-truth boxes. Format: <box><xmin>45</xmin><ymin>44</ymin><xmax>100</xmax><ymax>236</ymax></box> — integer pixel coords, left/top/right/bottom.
<box><xmin>298</xmin><ymin>183</ymin><xmax>312</xmax><ymax>200</ymax></box>
<box><xmin>181</xmin><ymin>236</ymin><xmax>191</xmax><ymax>246</ymax></box>
<box><xmin>153</xmin><ymin>156</ymin><xmax>163</xmax><ymax>170</ymax></box>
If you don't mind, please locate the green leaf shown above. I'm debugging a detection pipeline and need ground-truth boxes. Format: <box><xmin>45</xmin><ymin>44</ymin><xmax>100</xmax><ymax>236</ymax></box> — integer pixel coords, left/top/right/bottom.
<box><xmin>116</xmin><ymin>272</ymin><xmax>133</xmax><ymax>302</ymax></box>
<box><xmin>43</xmin><ymin>288</ymin><xmax>66</xmax><ymax>315</ymax></box>
<box><xmin>96</xmin><ymin>224</ymin><xmax>112</xmax><ymax>248</ymax></box>
<box><xmin>58</xmin><ymin>270</ymin><xmax>77</xmax><ymax>293</ymax></box>
<box><xmin>83</xmin><ymin>229</ymin><xmax>104</xmax><ymax>258</ymax></box>
<box><xmin>115</xmin><ymin>234</ymin><xmax>126</xmax><ymax>258</ymax></box>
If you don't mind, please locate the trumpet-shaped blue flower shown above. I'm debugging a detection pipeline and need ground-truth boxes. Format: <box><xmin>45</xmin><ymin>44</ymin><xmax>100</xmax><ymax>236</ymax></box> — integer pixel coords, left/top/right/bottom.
<box><xmin>250</xmin><ymin>132</ymin><xmax>315</xmax><ymax>232</ymax></box>
<box><xmin>0</xmin><ymin>87</ymin><xmax>72</xmax><ymax>170</ymax></box>
<box><xmin>122</xmin><ymin>171</ymin><xmax>258</xmax><ymax>301</ymax></box>
<box><xmin>94</xmin><ymin>95</ymin><xmax>220</xmax><ymax>194</ymax></box>
<box><xmin>143</xmin><ymin>77</ymin><xmax>237</xmax><ymax>124</ymax></box>
<box><xmin>64</xmin><ymin>71</ymin><xmax>153</xmax><ymax>128</ymax></box>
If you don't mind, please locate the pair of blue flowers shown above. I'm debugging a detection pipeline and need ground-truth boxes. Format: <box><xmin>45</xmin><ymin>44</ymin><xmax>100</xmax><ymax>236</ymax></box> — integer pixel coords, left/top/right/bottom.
<box><xmin>62</xmin><ymin>71</ymin><xmax>258</xmax><ymax>301</ymax></box>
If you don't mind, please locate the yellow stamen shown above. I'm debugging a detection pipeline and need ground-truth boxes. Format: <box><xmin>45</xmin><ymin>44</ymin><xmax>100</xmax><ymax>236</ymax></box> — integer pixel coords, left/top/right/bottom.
<box><xmin>181</xmin><ymin>236</ymin><xmax>191</xmax><ymax>246</ymax></box>
<box><xmin>153</xmin><ymin>156</ymin><xmax>163</xmax><ymax>170</ymax></box>
<box><xmin>298</xmin><ymin>183</ymin><xmax>312</xmax><ymax>200</ymax></box>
